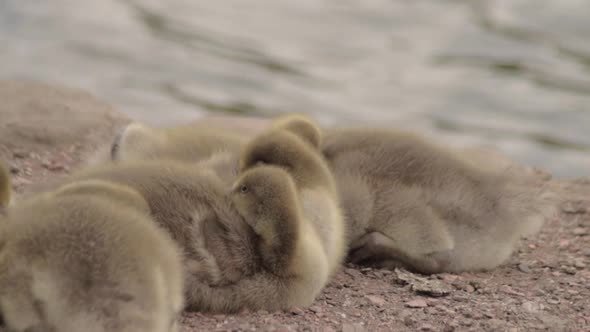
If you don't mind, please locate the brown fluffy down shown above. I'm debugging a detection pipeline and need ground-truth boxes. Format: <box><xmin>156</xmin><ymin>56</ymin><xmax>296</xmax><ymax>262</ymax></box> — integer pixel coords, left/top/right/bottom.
<box><xmin>0</xmin><ymin>177</ymin><xmax>184</xmax><ymax>332</ymax></box>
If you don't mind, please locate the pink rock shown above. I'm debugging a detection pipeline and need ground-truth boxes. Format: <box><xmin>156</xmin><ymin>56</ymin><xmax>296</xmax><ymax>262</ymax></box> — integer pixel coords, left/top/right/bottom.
<box><xmin>365</xmin><ymin>295</ymin><xmax>386</xmax><ymax>307</ymax></box>
<box><xmin>406</xmin><ymin>299</ymin><xmax>428</xmax><ymax>308</ymax></box>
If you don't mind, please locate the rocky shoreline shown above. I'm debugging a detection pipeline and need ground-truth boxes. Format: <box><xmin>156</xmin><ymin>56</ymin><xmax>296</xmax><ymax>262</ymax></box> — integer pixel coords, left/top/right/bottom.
<box><xmin>1</xmin><ymin>81</ymin><xmax>588</xmax><ymax>331</ymax></box>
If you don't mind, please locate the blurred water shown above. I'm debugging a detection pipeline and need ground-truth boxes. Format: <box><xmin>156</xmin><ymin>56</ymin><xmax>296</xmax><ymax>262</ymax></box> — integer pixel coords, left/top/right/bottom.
<box><xmin>1</xmin><ymin>0</ymin><xmax>589</xmax><ymax>177</ymax></box>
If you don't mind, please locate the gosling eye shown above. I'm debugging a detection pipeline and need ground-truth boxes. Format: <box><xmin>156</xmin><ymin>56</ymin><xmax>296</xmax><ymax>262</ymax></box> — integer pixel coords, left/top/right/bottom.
<box><xmin>239</xmin><ymin>185</ymin><xmax>249</xmax><ymax>194</ymax></box>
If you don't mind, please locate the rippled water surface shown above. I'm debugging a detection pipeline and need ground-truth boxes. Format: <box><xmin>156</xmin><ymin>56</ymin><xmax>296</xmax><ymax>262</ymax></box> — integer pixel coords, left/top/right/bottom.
<box><xmin>1</xmin><ymin>0</ymin><xmax>589</xmax><ymax>177</ymax></box>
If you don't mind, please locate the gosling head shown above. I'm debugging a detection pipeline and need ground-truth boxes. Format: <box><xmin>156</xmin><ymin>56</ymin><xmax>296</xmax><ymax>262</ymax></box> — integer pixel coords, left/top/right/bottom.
<box><xmin>272</xmin><ymin>114</ymin><xmax>322</xmax><ymax>149</ymax></box>
<box><xmin>230</xmin><ymin>165</ymin><xmax>297</xmax><ymax>223</ymax></box>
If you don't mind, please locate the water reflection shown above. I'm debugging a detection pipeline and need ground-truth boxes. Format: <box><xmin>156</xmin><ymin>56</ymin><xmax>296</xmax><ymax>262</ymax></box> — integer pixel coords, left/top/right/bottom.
<box><xmin>0</xmin><ymin>0</ymin><xmax>589</xmax><ymax>177</ymax></box>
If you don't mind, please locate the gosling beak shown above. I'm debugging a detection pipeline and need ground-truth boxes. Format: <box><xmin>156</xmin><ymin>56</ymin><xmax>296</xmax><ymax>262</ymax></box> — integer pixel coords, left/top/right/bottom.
<box><xmin>228</xmin><ymin>182</ymin><xmax>239</xmax><ymax>196</ymax></box>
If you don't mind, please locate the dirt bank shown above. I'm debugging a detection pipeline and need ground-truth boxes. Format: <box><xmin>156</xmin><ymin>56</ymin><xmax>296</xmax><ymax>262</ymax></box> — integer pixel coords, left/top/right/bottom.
<box><xmin>1</xmin><ymin>81</ymin><xmax>588</xmax><ymax>332</ymax></box>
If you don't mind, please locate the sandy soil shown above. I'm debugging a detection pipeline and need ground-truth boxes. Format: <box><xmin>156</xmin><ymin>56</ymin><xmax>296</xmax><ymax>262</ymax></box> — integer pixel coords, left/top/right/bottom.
<box><xmin>1</xmin><ymin>81</ymin><xmax>589</xmax><ymax>332</ymax></box>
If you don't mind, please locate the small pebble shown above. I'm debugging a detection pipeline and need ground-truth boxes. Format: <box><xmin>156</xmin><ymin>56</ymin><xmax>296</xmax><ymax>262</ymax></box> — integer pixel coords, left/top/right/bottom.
<box><xmin>365</xmin><ymin>295</ymin><xmax>385</xmax><ymax>307</ymax></box>
<box><xmin>518</xmin><ymin>263</ymin><xmax>531</xmax><ymax>273</ymax></box>
<box><xmin>572</xmin><ymin>227</ymin><xmax>588</xmax><ymax>236</ymax></box>
<box><xmin>522</xmin><ymin>301</ymin><xmax>543</xmax><ymax>313</ymax></box>
<box><xmin>499</xmin><ymin>285</ymin><xmax>524</xmax><ymax>296</ymax></box>
<box><xmin>308</xmin><ymin>305</ymin><xmax>322</xmax><ymax>314</ymax></box>
<box><xmin>403</xmin><ymin>314</ymin><xmax>417</xmax><ymax>327</ymax></box>
<box><xmin>406</xmin><ymin>299</ymin><xmax>428</xmax><ymax>308</ymax></box>
<box><xmin>443</xmin><ymin>323</ymin><xmax>457</xmax><ymax>332</ymax></box>
<box><xmin>349</xmin><ymin>309</ymin><xmax>362</xmax><ymax>317</ymax></box>
<box><xmin>290</xmin><ymin>307</ymin><xmax>304</xmax><ymax>315</ymax></box>
<box><xmin>420</xmin><ymin>323</ymin><xmax>435</xmax><ymax>331</ymax></box>
<box><xmin>344</xmin><ymin>268</ymin><xmax>362</xmax><ymax>278</ymax></box>
<box><xmin>441</xmin><ymin>274</ymin><xmax>458</xmax><ymax>283</ymax></box>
